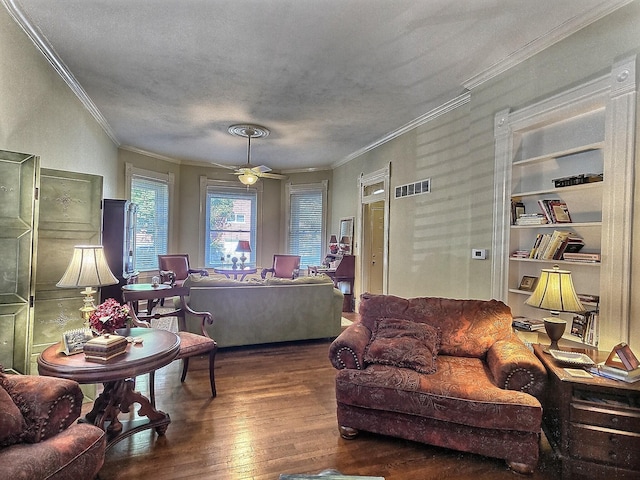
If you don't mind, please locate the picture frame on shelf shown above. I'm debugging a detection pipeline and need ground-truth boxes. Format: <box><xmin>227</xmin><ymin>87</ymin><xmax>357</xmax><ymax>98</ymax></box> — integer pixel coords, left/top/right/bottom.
<box><xmin>518</xmin><ymin>275</ymin><xmax>538</xmax><ymax>292</ymax></box>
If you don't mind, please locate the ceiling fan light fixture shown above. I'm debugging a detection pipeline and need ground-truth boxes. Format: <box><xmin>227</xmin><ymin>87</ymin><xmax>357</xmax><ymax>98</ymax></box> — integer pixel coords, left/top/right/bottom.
<box><xmin>238</xmin><ymin>172</ymin><xmax>259</xmax><ymax>185</ymax></box>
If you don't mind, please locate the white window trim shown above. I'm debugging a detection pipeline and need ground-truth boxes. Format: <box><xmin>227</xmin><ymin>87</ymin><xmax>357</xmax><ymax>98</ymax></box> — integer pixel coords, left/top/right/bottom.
<box><xmin>285</xmin><ymin>180</ymin><xmax>328</xmax><ymax>257</ymax></box>
<box><xmin>199</xmin><ymin>176</ymin><xmax>263</xmax><ymax>268</ymax></box>
<box><xmin>125</xmin><ymin>162</ymin><xmax>175</xmax><ymax>253</ymax></box>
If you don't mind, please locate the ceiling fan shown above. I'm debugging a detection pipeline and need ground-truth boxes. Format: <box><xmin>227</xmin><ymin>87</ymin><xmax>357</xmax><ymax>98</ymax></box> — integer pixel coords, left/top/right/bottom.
<box><xmin>225</xmin><ymin>124</ymin><xmax>287</xmax><ymax>185</ymax></box>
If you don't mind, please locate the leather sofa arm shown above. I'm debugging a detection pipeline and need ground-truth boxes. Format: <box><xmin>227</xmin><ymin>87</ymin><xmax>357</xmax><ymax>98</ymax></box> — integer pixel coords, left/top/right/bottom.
<box><xmin>2</xmin><ymin>375</ymin><xmax>83</xmax><ymax>443</ymax></box>
<box><xmin>486</xmin><ymin>336</ymin><xmax>547</xmax><ymax>398</ymax></box>
<box><xmin>328</xmin><ymin>323</ymin><xmax>372</xmax><ymax>370</ymax></box>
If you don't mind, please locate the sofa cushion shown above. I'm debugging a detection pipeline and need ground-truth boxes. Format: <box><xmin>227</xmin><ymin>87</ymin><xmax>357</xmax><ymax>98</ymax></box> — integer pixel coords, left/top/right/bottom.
<box><xmin>364</xmin><ymin>318</ymin><xmax>440</xmax><ymax>374</ymax></box>
<box><xmin>359</xmin><ymin>294</ymin><xmax>513</xmax><ymax>357</ymax></box>
<box><xmin>264</xmin><ymin>274</ymin><xmax>334</xmax><ymax>286</ymax></box>
<box><xmin>0</xmin><ymin>376</ymin><xmax>27</xmax><ymax>446</ymax></box>
<box><xmin>335</xmin><ymin>355</ymin><xmax>542</xmax><ymax>433</ymax></box>
<box><xmin>185</xmin><ymin>275</ymin><xmax>249</xmax><ymax>287</ymax></box>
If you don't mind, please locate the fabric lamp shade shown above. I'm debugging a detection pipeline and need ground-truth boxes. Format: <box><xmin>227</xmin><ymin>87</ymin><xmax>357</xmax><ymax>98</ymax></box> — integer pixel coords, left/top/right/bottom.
<box><xmin>525</xmin><ymin>265</ymin><xmax>585</xmax><ymax>313</ymax></box>
<box><xmin>235</xmin><ymin>240</ymin><xmax>252</xmax><ymax>253</ymax></box>
<box><xmin>57</xmin><ymin>245</ymin><xmax>118</xmax><ymax>288</ymax></box>
<box><xmin>329</xmin><ymin>235</ymin><xmax>338</xmax><ymax>244</ymax></box>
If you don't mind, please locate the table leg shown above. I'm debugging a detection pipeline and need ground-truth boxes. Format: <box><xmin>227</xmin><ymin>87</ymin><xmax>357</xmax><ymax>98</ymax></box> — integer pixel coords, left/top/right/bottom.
<box><xmin>82</xmin><ymin>378</ymin><xmax>171</xmax><ymax>448</ymax></box>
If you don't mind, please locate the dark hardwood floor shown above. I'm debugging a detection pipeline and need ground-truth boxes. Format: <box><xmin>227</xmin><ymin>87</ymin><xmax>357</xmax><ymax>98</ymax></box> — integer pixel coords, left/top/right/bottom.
<box><xmin>92</xmin><ymin>339</ymin><xmax>562</xmax><ymax>480</ymax></box>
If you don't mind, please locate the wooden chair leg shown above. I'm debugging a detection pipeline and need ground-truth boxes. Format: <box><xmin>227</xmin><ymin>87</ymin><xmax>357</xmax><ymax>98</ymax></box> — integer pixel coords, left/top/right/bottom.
<box><xmin>209</xmin><ymin>349</ymin><xmax>217</xmax><ymax>397</ymax></box>
<box><xmin>180</xmin><ymin>357</ymin><xmax>189</xmax><ymax>383</ymax></box>
<box><xmin>149</xmin><ymin>370</ymin><xmax>156</xmax><ymax>408</ymax></box>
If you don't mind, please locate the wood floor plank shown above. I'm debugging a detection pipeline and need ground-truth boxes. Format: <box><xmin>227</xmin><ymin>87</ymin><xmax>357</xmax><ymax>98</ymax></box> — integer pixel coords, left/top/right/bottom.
<box><xmin>92</xmin><ymin>340</ymin><xmax>561</xmax><ymax>480</ymax></box>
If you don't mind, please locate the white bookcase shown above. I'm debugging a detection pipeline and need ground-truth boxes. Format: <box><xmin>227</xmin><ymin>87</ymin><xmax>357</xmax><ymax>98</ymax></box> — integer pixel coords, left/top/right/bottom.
<box><xmin>492</xmin><ymin>56</ymin><xmax>636</xmax><ymax>351</ymax></box>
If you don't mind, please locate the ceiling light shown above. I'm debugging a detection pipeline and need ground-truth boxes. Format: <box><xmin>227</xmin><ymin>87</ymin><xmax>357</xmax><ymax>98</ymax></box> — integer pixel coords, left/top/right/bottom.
<box><xmin>238</xmin><ymin>172</ymin><xmax>258</xmax><ymax>185</ymax></box>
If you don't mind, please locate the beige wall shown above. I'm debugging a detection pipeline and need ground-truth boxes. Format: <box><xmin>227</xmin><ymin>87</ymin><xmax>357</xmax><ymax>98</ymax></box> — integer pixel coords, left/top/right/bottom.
<box><xmin>0</xmin><ymin>7</ymin><xmax>118</xmax><ymax>196</ymax></box>
<box><xmin>3</xmin><ymin>2</ymin><xmax>639</xmax><ymax>348</ymax></box>
<box><xmin>333</xmin><ymin>2</ymin><xmax>640</xmax><ymax>347</ymax></box>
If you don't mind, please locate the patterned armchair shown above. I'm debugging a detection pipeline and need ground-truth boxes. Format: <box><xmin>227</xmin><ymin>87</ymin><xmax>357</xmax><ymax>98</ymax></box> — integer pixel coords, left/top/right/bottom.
<box><xmin>0</xmin><ymin>370</ymin><xmax>105</xmax><ymax>479</ymax></box>
<box><xmin>329</xmin><ymin>294</ymin><xmax>547</xmax><ymax>474</ymax></box>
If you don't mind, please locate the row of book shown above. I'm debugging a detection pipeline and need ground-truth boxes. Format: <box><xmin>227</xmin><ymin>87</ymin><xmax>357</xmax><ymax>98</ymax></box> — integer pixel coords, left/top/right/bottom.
<box><xmin>570</xmin><ymin>310</ymin><xmax>599</xmax><ymax>347</ymax></box>
<box><xmin>527</xmin><ymin>230</ymin><xmax>585</xmax><ymax>260</ymax></box>
<box><xmin>510</xmin><ymin>199</ymin><xmax>573</xmax><ymax>225</ymax></box>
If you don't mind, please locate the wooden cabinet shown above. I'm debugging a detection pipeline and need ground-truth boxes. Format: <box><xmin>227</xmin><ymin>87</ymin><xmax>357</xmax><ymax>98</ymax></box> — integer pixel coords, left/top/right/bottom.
<box><xmin>493</xmin><ymin>56</ymin><xmax>636</xmax><ymax>351</ymax></box>
<box><xmin>101</xmin><ymin>199</ymin><xmax>138</xmax><ymax>303</ymax></box>
<box><xmin>534</xmin><ymin>345</ymin><xmax>640</xmax><ymax>479</ymax></box>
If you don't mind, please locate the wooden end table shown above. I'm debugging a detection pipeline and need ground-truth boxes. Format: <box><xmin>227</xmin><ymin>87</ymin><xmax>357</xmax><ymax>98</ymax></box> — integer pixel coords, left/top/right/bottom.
<box><xmin>38</xmin><ymin>327</ymin><xmax>180</xmax><ymax>450</ymax></box>
<box><xmin>533</xmin><ymin>344</ymin><xmax>640</xmax><ymax>479</ymax></box>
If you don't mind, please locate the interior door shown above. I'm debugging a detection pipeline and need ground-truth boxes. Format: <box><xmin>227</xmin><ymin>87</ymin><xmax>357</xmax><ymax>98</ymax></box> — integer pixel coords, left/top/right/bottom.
<box><xmin>363</xmin><ymin>201</ymin><xmax>385</xmax><ymax>294</ymax></box>
<box><xmin>0</xmin><ymin>150</ymin><xmax>39</xmax><ymax>373</ymax></box>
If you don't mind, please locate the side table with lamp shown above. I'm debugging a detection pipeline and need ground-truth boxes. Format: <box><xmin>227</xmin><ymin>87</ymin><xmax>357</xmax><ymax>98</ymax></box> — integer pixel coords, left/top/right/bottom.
<box><xmin>524</xmin><ymin>264</ymin><xmax>586</xmax><ymax>353</ymax></box>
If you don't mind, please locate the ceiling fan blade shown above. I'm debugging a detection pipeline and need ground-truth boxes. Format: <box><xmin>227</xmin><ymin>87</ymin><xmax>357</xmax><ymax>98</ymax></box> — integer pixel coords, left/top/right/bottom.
<box><xmin>251</xmin><ymin>165</ymin><xmax>272</xmax><ymax>174</ymax></box>
<box><xmin>259</xmin><ymin>172</ymin><xmax>287</xmax><ymax>180</ymax></box>
<box><xmin>210</xmin><ymin>162</ymin><xmax>238</xmax><ymax>170</ymax></box>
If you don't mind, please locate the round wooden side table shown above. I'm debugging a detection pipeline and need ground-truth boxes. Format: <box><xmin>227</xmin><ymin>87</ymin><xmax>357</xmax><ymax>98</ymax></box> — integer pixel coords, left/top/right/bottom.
<box><xmin>38</xmin><ymin>327</ymin><xmax>179</xmax><ymax>449</ymax></box>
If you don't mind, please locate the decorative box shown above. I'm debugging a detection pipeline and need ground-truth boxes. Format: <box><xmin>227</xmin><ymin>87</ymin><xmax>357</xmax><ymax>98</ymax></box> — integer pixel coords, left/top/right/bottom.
<box><xmin>83</xmin><ymin>333</ymin><xmax>128</xmax><ymax>363</ymax></box>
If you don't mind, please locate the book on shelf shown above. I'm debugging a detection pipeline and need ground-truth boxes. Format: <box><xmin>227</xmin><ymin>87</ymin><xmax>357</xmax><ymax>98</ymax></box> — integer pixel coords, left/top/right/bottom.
<box><xmin>515</xmin><ymin>213</ymin><xmax>547</xmax><ymax>225</ymax></box>
<box><xmin>512</xmin><ymin>316</ymin><xmax>545</xmax><ymax>331</ymax></box>
<box><xmin>563</xmin><ymin>252</ymin><xmax>601</xmax><ymax>263</ymax></box>
<box><xmin>537</xmin><ymin>199</ymin><xmax>572</xmax><ymax>223</ymax></box>
<box><xmin>589</xmin><ymin>362</ymin><xmax>640</xmax><ymax>383</ymax></box>
<box><xmin>570</xmin><ymin>310</ymin><xmax>599</xmax><ymax>347</ymax></box>
<box><xmin>577</xmin><ymin>293</ymin><xmax>599</xmax><ymax>304</ymax></box>
<box><xmin>511</xmin><ymin>200</ymin><xmax>525</xmax><ymax>225</ymax></box>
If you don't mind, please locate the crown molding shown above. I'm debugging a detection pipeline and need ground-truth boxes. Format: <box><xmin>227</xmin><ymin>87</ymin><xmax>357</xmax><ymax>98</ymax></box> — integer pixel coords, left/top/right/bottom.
<box><xmin>332</xmin><ymin>91</ymin><xmax>470</xmax><ymax>168</ymax></box>
<box><xmin>120</xmin><ymin>145</ymin><xmax>183</xmax><ymax>164</ymax></box>
<box><xmin>463</xmin><ymin>0</ymin><xmax>635</xmax><ymax>90</ymax></box>
<box><xmin>3</xmin><ymin>0</ymin><xmax>119</xmax><ymax>145</ymax></box>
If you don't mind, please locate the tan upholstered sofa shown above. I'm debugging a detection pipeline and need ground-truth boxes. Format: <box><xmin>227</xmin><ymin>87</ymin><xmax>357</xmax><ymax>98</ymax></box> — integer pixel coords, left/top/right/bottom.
<box><xmin>329</xmin><ymin>293</ymin><xmax>547</xmax><ymax>474</ymax></box>
<box><xmin>184</xmin><ymin>274</ymin><xmax>343</xmax><ymax>348</ymax></box>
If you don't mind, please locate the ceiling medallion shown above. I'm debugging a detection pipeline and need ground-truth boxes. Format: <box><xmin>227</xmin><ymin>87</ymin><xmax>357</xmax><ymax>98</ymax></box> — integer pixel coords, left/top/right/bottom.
<box><xmin>228</xmin><ymin>124</ymin><xmax>270</xmax><ymax>139</ymax></box>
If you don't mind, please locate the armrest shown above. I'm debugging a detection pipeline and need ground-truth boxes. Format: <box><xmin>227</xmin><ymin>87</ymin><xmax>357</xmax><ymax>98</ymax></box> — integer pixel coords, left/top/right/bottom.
<box><xmin>160</xmin><ymin>269</ymin><xmax>176</xmax><ymax>286</ymax></box>
<box><xmin>328</xmin><ymin>322</ymin><xmax>372</xmax><ymax>370</ymax></box>
<box><xmin>486</xmin><ymin>335</ymin><xmax>547</xmax><ymax>398</ymax></box>
<box><xmin>1</xmin><ymin>375</ymin><xmax>83</xmax><ymax>443</ymax></box>
<box><xmin>261</xmin><ymin>268</ymin><xmax>274</xmax><ymax>279</ymax></box>
<box><xmin>175</xmin><ymin>296</ymin><xmax>214</xmax><ymax>336</ymax></box>
<box><xmin>188</xmin><ymin>268</ymin><xmax>209</xmax><ymax>277</ymax></box>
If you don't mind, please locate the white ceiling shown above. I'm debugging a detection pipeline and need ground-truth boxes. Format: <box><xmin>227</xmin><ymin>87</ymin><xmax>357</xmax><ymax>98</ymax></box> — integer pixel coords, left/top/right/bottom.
<box><xmin>6</xmin><ymin>0</ymin><xmax>631</xmax><ymax>172</ymax></box>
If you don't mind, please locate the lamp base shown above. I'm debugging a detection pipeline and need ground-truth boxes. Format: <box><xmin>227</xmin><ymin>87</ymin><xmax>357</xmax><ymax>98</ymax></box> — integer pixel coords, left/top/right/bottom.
<box><xmin>542</xmin><ymin>317</ymin><xmax>566</xmax><ymax>354</ymax></box>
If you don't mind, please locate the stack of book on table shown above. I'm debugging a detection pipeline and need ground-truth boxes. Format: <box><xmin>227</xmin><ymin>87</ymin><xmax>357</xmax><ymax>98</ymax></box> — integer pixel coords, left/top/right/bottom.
<box><xmin>589</xmin><ymin>363</ymin><xmax>640</xmax><ymax>383</ymax></box>
<box><xmin>512</xmin><ymin>316</ymin><xmax>545</xmax><ymax>331</ymax></box>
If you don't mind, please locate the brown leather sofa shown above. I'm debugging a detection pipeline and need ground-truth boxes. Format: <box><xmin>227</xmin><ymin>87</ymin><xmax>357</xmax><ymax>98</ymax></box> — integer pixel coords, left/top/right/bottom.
<box><xmin>0</xmin><ymin>370</ymin><xmax>106</xmax><ymax>479</ymax></box>
<box><xmin>329</xmin><ymin>293</ymin><xmax>547</xmax><ymax>474</ymax></box>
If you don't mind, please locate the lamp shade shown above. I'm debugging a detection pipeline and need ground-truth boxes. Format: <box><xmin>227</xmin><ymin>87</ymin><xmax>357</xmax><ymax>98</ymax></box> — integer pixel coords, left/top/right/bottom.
<box><xmin>525</xmin><ymin>265</ymin><xmax>585</xmax><ymax>313</ymax></box>
<box><xmin>340</xmin><ymin>236</ymin><xmax>350</xmax><ymax>245</ymax></box>
<box><xmin>235</xmin><ymin>240</ymin><xmax>252</xmax><ymax>253</ymax></box>
<box><xmin>57</xmin><ymin>245</ymin><xmax>118</xmax><ymax>288</ymax></box>
<box><xmin>329</xmin><ymin>235</ymin><xmax>338</xmax><ymax>244</ymax></box>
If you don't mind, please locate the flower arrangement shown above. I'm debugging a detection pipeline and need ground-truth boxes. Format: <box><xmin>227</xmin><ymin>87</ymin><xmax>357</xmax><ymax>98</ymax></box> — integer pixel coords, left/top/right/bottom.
<box><xmin>89</xmin><ymin>298</ymin><xmax>131</xmax><ymax>334</ymax></box>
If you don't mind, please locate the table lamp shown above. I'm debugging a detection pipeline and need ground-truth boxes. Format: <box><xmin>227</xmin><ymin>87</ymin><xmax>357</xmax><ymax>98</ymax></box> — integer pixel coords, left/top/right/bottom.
<box><xmin>525</xmin><ymin>264</ymin><xmax>585</xmax><ymax>352</ymax></box>
<box><xmin>329</xmin><ymin>235</ymin><xmax>339</xmax><ymax>254</ymax></box>
<box><xmin>56</xmin><ymin>245</ymin><xmax>119</xmax><ymax>324</ymax></box>
<box><xmin>340</xmin><ymin>236</ymin><xmax>351</xmax><ymax>254</ymax></box>
<box><xmin>235</xmin><ymin>240</ymin><xmax>251</xmax><ymax>269</ymax></box>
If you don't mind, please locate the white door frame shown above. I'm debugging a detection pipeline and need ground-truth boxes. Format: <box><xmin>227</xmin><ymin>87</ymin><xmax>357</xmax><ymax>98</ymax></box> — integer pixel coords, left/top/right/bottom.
<box><xmin>357</xmin><ymin>165</ymin><xmax>390</xmax><ymax>297</ymax></box>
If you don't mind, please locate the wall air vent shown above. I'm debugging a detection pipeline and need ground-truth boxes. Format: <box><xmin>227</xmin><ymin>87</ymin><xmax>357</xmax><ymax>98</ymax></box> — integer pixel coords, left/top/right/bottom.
<box><xmin>394</xmin><ymin>178</ymin><xmax>430</xmax><ymax>199</ymax></box>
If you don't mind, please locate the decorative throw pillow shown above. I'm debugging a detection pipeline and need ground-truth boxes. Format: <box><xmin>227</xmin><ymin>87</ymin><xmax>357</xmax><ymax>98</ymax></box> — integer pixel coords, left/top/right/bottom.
<box><xmin>0</xmin><ymin>378</ymin><xmax>27</xmax><ymax>446</ymax></box>
<box><xmin>364</xmin><ymin>317</ymin><xmax>440</xmax><ymax>374</ymax></box>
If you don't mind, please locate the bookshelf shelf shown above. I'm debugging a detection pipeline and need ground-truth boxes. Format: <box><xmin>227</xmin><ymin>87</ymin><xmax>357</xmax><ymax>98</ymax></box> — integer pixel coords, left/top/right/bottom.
<box><xmin>512</xmin><ymin>142</ymin><xmax>604</xmax><ymax>167</ymax></box>
<box><xmin>512</xmin><ymin>181</ymin><xmax>602</xmax><ymax>199</ymax></box>
<box><xmin>508</xmin><ymin>257</ymin><xmax>601</xmax><ymax>267</ymax></box>
<box><xmin>510</xmin><ymin>221</ymin><xmax>601</xmax><ymax>230</ymax></box>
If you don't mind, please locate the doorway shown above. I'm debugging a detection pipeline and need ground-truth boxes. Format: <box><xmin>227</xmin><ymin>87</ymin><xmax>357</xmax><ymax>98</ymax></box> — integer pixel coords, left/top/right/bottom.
<box><xmin>358</xmin><ymin>166</ymin><xmax>389</xmax><ymax>300</ymax></box>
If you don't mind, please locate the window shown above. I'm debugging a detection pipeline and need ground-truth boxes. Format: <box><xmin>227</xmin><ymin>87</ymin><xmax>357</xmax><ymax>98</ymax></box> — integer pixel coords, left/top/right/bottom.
<box><xmin>126</xmin><ymin>164</ymin><xmax>173</xmax><ymax>272</ymax></box>
<box><xmin>286</xmin><ymin>181</ymin><xmax>327</xmax><ymax>268</ymax></box>
<box><xmin>205</xmin><ymin>185</ymin><xmax>257</xmax><ymax>268</ymax></box>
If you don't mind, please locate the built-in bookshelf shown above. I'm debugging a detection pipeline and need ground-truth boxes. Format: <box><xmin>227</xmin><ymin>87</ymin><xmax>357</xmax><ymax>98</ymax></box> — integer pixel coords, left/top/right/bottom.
<box><xmin>492</xmin><ymin>56</ymin><xmax>636</xmax><ymax>351</ymax></box>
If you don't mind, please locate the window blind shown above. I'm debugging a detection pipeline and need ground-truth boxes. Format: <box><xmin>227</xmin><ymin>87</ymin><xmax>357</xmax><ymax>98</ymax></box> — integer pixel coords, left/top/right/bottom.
<box><xmin>131</xmin><ymin>176</ymin><xmax>169</xmax><ymax>271</ymax></box>
<box><xmin>289</xmin><ymin>189</ymin><xmax>324</xmax><ymax>267</ymax></box>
